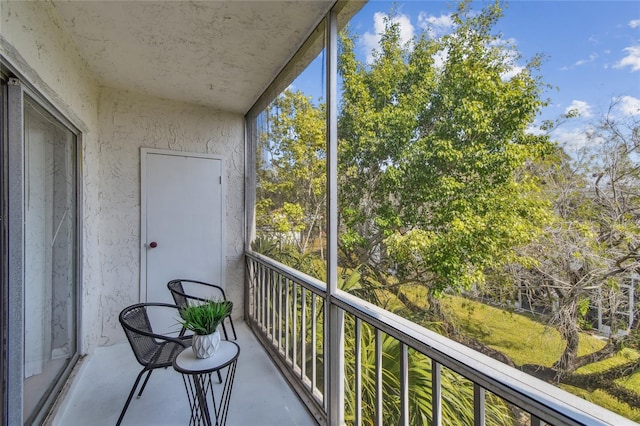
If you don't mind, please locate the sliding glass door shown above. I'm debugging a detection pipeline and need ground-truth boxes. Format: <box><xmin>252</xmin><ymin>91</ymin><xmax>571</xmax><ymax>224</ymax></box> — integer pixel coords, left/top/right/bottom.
<box><xmin>2</xmin><ymin>74</ymin><xmax>81</xmax><ymax>425</ymax></box>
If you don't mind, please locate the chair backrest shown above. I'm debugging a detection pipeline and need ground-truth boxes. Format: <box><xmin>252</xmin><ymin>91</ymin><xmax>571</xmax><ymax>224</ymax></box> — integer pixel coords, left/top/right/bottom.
<box><xmin>167</xmin><ymin>279</ymin><xmax>227</xmax><ymax>308</ymax></box>
<box><xmin>167</xmin><ymin>280</ymin><xmax>189</xmax><ymax>308</ymax></box>
<box><xmin>119</xmin><ymin>302</ymin><xmax>182</xmax><ymax>366</ymax></box>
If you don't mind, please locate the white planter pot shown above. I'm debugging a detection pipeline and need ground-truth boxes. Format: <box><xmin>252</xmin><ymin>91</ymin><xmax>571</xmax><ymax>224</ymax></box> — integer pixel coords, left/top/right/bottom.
<box><xmin>192</xmin><ymin>330</ymin><xmax>221</xmax><ymax>359</ymax></box>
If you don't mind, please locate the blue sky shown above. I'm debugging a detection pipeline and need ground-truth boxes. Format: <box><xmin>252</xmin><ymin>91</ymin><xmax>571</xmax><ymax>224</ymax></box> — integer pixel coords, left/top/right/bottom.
<box><xmin>294</xmin><ymin>0</ymin><xmax>639</xmax><ymax>153</ymax></box>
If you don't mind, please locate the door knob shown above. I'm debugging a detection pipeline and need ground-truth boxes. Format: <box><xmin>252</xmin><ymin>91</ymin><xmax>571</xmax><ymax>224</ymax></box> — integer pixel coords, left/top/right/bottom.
<box><xmin>149</xmin><ymin>241</ymin><xmax>158</xmax><ymax>248</ymax></box>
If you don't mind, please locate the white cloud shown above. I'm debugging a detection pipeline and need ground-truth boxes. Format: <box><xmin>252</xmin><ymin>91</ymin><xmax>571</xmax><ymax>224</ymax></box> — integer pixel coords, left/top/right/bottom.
<box><xmin>501</xmin><ymin>65</ymin><xmax>524</xmax><ymax>81</ymax></box>
<box><xmin>362</xmin><ymin>12</ymin><xmax>415</xmax><ymax>64</ymax></box>
<box><xmin>432</xmin><ymin>49</ymin><xmax>448</xmax><ymax>69</ymax></box>
<box><xmin>614</xmin><ymin>45</ymin><xmax>640</xmax><ymax>71</ymax></box>
<box><xmin>525</xmin><ymin>123</ymin><xmax>544</xmax><ymax>136</ymax></box>
<box><xmin>614</xmin><ymin>95</ymin><xmax>640</xmax><ymax>116</ymax></box>
<box><xmin>575</xmin><ymin>53</ymin><xmax>598</xmax><ymax>66</ymax></box>
<box><xmin>629</xmin><ymin>19</ymin><xmax>640</xmax><ymax>29</ymax></box>
<box><xmin>565</xmin><ymin>100</ymin><xmax>593</xmax><ymax>118</ymax></box>
<box><xmin>551</xmin><ymin>128</ymin><xmax>589</xmax><ymax>154</ymax></box>
<box><xmin>418</xmin><ymin>11</ymin><xmax>455</xmax><ymax>38</ymax></box>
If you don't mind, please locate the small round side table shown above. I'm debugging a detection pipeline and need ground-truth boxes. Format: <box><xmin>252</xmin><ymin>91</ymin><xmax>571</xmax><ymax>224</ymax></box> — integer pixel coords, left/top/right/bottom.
<box><xmin>173</xmin><ymin>341</ymin><xmax>240</xmax><ymax>426</ymax></box>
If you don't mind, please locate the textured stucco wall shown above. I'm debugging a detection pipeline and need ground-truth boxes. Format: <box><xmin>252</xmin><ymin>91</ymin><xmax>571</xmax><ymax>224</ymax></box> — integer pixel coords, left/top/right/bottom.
<box><xmin>1</xmin><ymin>1</ymin><xmax>104</xmax><ymax>353</ymax></box>
<box><xmin>1</xmin><ymin>2</ymin><xmax>245</xmax><ymax>350</ymax></box>
<box><xmin>97</xmin><ymin>88</ymin><xmax>245</xmax><ymax>345</ymax></box>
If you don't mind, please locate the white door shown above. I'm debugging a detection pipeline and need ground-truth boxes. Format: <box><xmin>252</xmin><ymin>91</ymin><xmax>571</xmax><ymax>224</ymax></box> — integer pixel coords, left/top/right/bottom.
<box><xmin>141</xmin><ymin>148</ymin><xmax>225</xmax><ymax>334</ymax></box>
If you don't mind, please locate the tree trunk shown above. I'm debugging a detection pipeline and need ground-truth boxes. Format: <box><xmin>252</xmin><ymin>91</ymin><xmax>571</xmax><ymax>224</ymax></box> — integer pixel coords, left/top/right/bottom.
<box><xmin>552</xmin><ymin>298</ymin><xmax>580</xmax><ymax>376</ymax></box>
<box><xmin>572</xmin><ymin>337</ymin><xmax>621</xmax><ymax>369</ymax></box>
<box><xmin>553</xmin><ymin>323</ymin><xmax>580</xmax><ymax>376</ymax></box>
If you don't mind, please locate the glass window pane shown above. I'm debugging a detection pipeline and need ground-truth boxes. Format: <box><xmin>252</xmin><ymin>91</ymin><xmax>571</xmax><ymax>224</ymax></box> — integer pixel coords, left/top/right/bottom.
<box><xmin>23</xmin><ymin>97</ymin><xmax>77</xmax><ymax>423</ymax></box>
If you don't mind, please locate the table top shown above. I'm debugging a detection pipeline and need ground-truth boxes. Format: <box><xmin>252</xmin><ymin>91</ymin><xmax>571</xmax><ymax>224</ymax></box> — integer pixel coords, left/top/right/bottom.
<box><xmin>173</xmin><ymin>340</ymin><xmax>240</xmax><ymax>374</ymax></box>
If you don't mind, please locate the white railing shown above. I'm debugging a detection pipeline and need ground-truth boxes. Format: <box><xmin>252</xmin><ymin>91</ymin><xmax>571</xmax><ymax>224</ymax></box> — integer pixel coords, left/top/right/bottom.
<box><xmin>245</xmin><ymin>251</ymin><xmax>636</xmax><ymax>426</ymax></box>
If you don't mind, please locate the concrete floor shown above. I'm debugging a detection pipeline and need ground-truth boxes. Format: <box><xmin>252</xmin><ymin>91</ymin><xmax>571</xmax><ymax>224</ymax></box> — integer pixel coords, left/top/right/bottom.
<box><xmin>51</xmin><ymin>321</ymin><xmax>317</xmax><ymax>426</ymax></box>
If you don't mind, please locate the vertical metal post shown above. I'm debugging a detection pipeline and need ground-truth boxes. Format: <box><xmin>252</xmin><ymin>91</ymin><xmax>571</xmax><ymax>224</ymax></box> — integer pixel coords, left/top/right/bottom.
<box><xmin>474</xmin><ymin>384</ymin><xmax>486</xmax><ymax>426</ymax></box>
<box><xmin>311</xmin><ymin>294</ymin><xmax>317</xmax><ymax>392</ymax></box>
<box><xmin>7</xmin><ymin>78</ymin><xmax>24</xmax><ymax>426</ymax></box>
<box><xmin>244</xmin><ymin>116</ymin><xmax>257</xmax><ymax>322</ymax></box>
<box><xmin>293</xmin><ymin>282</ymin><xmax>298</xmax><ymax>369</ymax></box>
<box><xmin>278</xmin><ymin>274</ymin><xmax>283</xmax><ymax>349</ymax></box>
<box><xmin>326</xmin><ymin>8</ymin><xmax>344</xmax><ymax>425</ymax></box>
<box><xmin>355</xmin><ymin>319</ymin><xmax>362</xmax><ymax>426</ymax></box>
<box><xmin>400</xmin><ymin>343</ymin><xmax>409</xmax><ymax>426</ymax></box>
<box><xmin>301</xmin><ymin>288</ymin><xmax>307</xmax><ymax>380</ymax></box>
<box><xmin>432</xmin><ymin>360</ymin><xmax>442</xmax><ymax>426</ymax></box>
<box><xmin>375</xmin><ymin>329</ymin><xmax>383</xmax><ymax>426</ymax></box>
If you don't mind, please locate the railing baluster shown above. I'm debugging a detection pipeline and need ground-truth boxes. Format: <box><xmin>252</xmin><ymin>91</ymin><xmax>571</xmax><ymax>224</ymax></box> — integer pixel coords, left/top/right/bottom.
<box><xmin>355</xmin><ymin>318</ymin><xmax>362</xmax><ymax>426</ymax></box>
<box><xmin>474</xmin><ymin>384</ymin><xmax>485</xmax><ymax>426</ymax></box>
<box><xmin>266</xmin><ymin>268</ymin><xmax>272</xmax><ymax>338</ymax></box>
<box><xmin>400</xmin><ymin>343</ymin><xmax>409</xmax><ymax>426</ymax></box>
<box><xmin>278</xmin><ymin>273</ymin><xmax>283</xmax><ymax>352</ymax></box>
<box><xmin>301</xmin><ymin>287</ymin><xmax>307</xmax><ymax>381</ymax></box>
<box><xmin>311</xmin><ymin>293</ymin><xmax>317</xmax><ymax>392</ymax></box>
<box><xmin>272</xmin><ymin>271</ymin><xmax>278</xmax><ymax>342</ymax></box>
<box><xmin>531</xmin><ymin>416</ymin><xmax>542</xmax><ymax>426</ymax></box>
<box><xmin>261</xmin><ymin>265</ymin><xmax>266</xmax><ymax>328</ymax></box>
<box><xmin>258</xmin><ymin>262</ymin><xmax>264</xmax><ymax>327</ymax></box>
<box><xmin>432</xmin><ymin>360</ymin><xmax>441</xmax><ymax>426</ymax></box>
<box><xmin>375</xmin><ymin>328</ymin><xmax>383</xmax><ymax>426</ymax></box>
<box><xmin>285</xmin><ymin>277</ymin><xmax>290</xmax><ymax>363</ymax></box>
<box><xmin>293</xmin><ymin>282</ymin><xmax>298</xmax><ymax>371</ymax></box>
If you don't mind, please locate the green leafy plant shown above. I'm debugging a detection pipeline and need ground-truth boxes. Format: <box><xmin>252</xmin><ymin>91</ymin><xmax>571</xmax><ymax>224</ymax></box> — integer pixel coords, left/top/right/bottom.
<box><xmin>178</xmin><ymin>300</ymin><xmax>232</xmax><ymax>335</ymax></box>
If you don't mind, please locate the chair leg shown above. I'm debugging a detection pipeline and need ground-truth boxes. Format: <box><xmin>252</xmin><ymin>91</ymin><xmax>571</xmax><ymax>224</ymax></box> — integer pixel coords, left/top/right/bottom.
<box><xmin>227</xmin><ymin>316</ymin><xmax>237</xmax><ymax>340</ymax></box>
<box><xmin>221</xmin><ymin>323</ymin><xmax>229</xmax><ymax>340</ymax></box>
<box><xmin>116</xmin><ymin>368</ymin><xmax>147</xmax><ymax>426</ymax></box>
<box><xmin>137</xmin><ymin>369</ymin><xmax>154</xmax><ymax>398</ymax></box>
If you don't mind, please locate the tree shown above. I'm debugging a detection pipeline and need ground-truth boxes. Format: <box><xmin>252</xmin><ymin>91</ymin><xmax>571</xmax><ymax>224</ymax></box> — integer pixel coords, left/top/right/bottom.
<box><xmin>513</xmin><ymin>102</ymin><xmax>640</xmax><ymax>379</ymax></box>
<box><xmin>256</xmin><ymin>89</ymin><xmax>327</xmax><ymax>256</ymax></box>
<box><xmin>337</xmin><ymin>0</ymin><xmax>552</xmax><ymax>319</ymax></box>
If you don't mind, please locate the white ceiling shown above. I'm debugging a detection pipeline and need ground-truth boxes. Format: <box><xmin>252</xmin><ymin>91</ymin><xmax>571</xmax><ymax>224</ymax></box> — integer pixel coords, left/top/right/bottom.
<box><xmin>52</xmin><ymin>1</ymin><xmax>335</xmax><ymax>114</ymax></box>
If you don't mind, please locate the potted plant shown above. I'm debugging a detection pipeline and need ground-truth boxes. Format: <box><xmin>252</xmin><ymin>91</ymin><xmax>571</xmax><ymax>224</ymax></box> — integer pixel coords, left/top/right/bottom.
<box><xmin>178</xmin><ymin>299</ymin><xmax>233</xmax><ymax>358</ymax></box>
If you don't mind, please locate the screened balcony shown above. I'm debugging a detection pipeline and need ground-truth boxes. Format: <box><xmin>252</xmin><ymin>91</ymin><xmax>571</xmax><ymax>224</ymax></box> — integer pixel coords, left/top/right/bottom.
<box><xmin>3</xmin><ymin>1</ymin><xmax>638</xmax><ymax>425</ymax></box>
<box><xmin>51</xmin><ymin>253</ymin><xmax>636</xmax><ymax>425</ymax></box>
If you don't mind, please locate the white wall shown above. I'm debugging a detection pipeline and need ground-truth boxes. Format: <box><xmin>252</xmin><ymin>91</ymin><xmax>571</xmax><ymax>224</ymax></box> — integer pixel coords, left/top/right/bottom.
<box><xmin>97</xmin><ymin>88</ymin><xmax>245</xmax><ymax>344</ymax></box>
<box><xmin>1</xmin><ymin>2</ymin><xmax>245</xmax><ymax>350</ymax></box>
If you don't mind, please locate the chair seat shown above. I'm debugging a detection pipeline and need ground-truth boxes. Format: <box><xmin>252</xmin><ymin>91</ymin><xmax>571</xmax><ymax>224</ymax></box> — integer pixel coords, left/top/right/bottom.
<box><xmin>139</xmin><ymin>337</ymin><xmax>192</xmax><ymax>367</ymax></box>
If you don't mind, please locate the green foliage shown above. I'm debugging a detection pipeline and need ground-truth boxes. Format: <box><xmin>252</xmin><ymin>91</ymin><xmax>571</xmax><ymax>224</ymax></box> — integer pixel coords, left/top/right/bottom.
<box><xmin>178</xmin><ymin>300</ymin><xmax>232</xmax><ymax>335</ymax></box>
<box><xmin>337</xmin><ymin>0</ymin><xmax>552</xmax><ymax>295</ymax></box>
<box><xmin>251</xmin><ymin>0</ymin><xmax>640</xmax><ymax>420</ymax></box>
<box><xmin>560</xmin><ymin>385</ymin><xmax>640</xmax><ymax>422</ymax></box>
<box><xmin>256</xmin><ymin>89</ymin><xmax>327</xmax><ymax>254</ymax></box>
<box><xmin>576</xmin><ymin>298</ymin><xmax>593</xmax><ymax>330</ymax></box>
<box><xmin>343</xmin><ymin>318</ymin><xmax>514</xmax><ymax>425</ymax></box>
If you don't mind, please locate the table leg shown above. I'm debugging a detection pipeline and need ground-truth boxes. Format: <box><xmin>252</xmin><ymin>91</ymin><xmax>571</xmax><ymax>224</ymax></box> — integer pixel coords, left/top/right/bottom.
<box><xmin>180</xmin><ymin>358</ymin><xmax>239</xmax><ymax>426</ymax></box>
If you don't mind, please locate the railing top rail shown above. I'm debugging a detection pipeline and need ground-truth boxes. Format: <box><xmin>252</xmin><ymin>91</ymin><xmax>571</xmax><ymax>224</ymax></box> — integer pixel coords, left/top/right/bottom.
<box><xmin>246</xmin><ymin>251</ymin><xmax>327</xmax><ymax>296</ymax></box>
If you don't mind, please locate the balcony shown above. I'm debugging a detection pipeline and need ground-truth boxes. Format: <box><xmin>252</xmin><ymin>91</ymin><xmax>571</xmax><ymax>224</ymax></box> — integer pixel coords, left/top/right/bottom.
<box><xmin>3</xmin><ymin>2</ymin><xmax>638</xmax><ymax>425</ymax></box>
<box><xmin>243</xmin><ymin>252</ymin><xmax>636</xmax><ymax>426</ymax></box>
<box><xmin>50</xmin><ymin>320</ymin><xmax>315</xmax><ymax>426</ymax></box>
<box><xmin>52</xmin><ymin>252</ymin><xmax>637</xmax><ymax>426</ymax></box>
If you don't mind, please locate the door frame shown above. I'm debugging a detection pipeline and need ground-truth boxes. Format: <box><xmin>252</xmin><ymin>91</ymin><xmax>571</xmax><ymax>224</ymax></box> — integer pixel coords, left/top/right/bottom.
<box><xmin>2</xmin><ymin>69</ymin><xmax>83</xmax><ymax>426</ymax></box>
<box><xmin>139</xmin><ymin>148</ymin><xmax>226</xmax><ymax>302</ymax></box>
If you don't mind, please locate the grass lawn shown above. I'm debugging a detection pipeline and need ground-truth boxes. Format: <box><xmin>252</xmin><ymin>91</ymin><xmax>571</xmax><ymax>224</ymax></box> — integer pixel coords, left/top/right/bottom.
<box><xmin>440</xmin><ymin>295</ymin><xmax>640</xmax><ymax>421</ymax></box>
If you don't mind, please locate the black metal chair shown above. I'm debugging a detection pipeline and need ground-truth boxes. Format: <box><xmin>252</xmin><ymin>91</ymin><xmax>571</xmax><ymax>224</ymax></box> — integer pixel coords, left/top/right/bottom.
<box><xmin>167</xmin><ymin>279</ymin><xmax>237</xmax><ymax>340</ymax></box>
<box><xmin>117</xmin><ymin>302</ymin><xmax>191</xmax><ymax>426</ymax></box>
